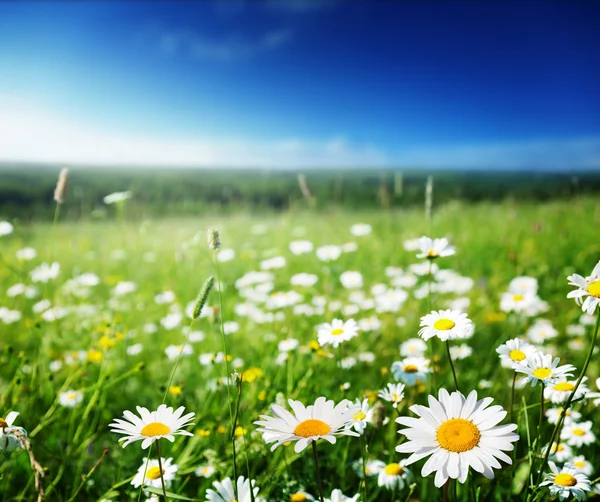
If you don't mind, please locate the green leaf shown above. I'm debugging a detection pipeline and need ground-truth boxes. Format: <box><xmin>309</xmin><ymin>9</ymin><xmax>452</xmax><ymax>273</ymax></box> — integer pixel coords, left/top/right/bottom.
<box><xmin>144</xmin><ymin>487</ymin><xmax>200</xmax><ymax>501</ymax></box>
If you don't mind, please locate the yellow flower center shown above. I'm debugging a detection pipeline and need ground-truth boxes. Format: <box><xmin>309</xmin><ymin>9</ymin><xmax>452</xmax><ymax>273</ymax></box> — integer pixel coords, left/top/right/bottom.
<box><xmin>146</xmin><ymin>466</ymin><xmax>164</xmax><ymax>480</ymax></box>
<box><xmin>294</xmin><ymin>419</ymin><xmax>331</xmax><ymax>438</ymax></box>
<box><xmin>353</xmin><ymin>411</ymin><xmax>366</xmax><ymax>421</ymax></box>
<box><xmin>533</xmin><ymin>368</ymin><xmax>552</xmax><ymax>380</ymax></box>
<box><xmin>433</xmin><ymin>318</ymin><xmax>456</xmax><ymax>331</ymax></box>
<box><xmin>575</xmin><ymin>461</ymin><xmax>585</xmax><ymax>468</ymax></box>
<box><xmin>392</xmin><ymin>394</ymin><xmax>400</xmax><ymax>401</ymax></box>
<box><xmin>0</xmin><ymin>418</ymin><xmax>7</xmax><ymax>429</ymax></box>
<box><xmin>404</xmin><ymin>365</ymin><xmax>419</xmax><ymax>373</ymax></box>
<box><xmin>331</xmin><ymin>328</ymin><xmax>344</xmax><ymax>336</ymax></box>
<box><xmin>141</xmin><ymin>422</ymin><xmax>170</xmax><ymax>437</ymax></box>
<box><xmin>554</xmin><ymin>473</ymin><xmax>577</xmax><ymax>487</ymax></box>
<box><xmin>427</xmin><ymin>248</ymin><xmax>438</xmax><ymax>257</ymax></box>
<box><xmin>554</xmin><ymin>382</ymin><xmax>575</xmax><ymax>392</ymax></box>
<box><xmin>436</xmin><ymin>418</ymin><xmax>481</xmax><ymax>453</ymax></box>
<box><xmin>291</xmin><ymin>494</ymin><xmax>308</xmax><ymax>502</ymax></box>
<box><xmin>588</xmin><ymin>280</ymin><xmax>600</xmax><ymax>298</ymax></box>
<box><xmin>67</xmin><ymin>392</ymin><xmax>78</xmax><ymax>400</ymax></box>
<box><xmin>556</xmin><ymin>443</ymin><xmax>564</xmax><ymax>452</ymax></box>
<box><xmin>513</xmin><ymin>294</ymin><xmax>524</xmax><ymax>301</ymax></box>
<box><xmin>384</xmin><ymin>463</ymin><xmax>403</xmax><ymax>476</ymax></box>
<box><xmin>509</xmin><ymin>349</ymin><xmax>526</xmax><ymax>361</ymax></box>
<box><xmin>573</xmin><ymin>429</ymin><xmax>585</xmax><ymax>436</ymax></box>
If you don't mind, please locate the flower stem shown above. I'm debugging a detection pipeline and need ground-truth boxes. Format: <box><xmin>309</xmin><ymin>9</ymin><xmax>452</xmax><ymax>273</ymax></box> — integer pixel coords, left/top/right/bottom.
<box><xmin>445</xmin><ymin>341</ymin><xmax>459</xmax><ymax>391</ymax></box>
<box><xmin>155</xmin><ymin>441</ymin><xmax>168</xmax><ymax>502</ymax></box>
<box><xmin>311</xmin><ymin>441</ymin><xmax>325</xmax><ymax>502</ymax></box>
<box><xmin>509</xmin><ymin>372</ymin><xmax>517</xmax><ymax>423</ymax></box>
<box><xmin>359</xmin><ymin>433</ymin><xmax>369</xmax><ymax>502</ymax></box>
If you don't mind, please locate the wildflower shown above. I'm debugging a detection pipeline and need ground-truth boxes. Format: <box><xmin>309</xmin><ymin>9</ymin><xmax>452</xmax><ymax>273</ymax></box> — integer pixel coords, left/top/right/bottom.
<box><xmin>278</xmin><ymin>338</ymin><xmax>299</xmax><ymax>352</ymax></box>
<box><xmin>391</xmin><ymin>357</ymin><xmax>431</xmax><ymax>386</ymax></box>
<box><xmin>16</xmin><ymin>247</ymin><xmax>36</xmax><ymax>261</ymax></box>
<box><xmin>0</xmin><ymin>221</ymin><xmax>14</xmax><ymax>237</ymax></box>
<box><xmin>449</xmin><ymin>344</ymin><xmax>472</xmax><ymax>359</ymax></box>
<box><xmin>290</xmin><ymin>491</ymin><xmax>315</xmax><ymax>501</ymax></box>
<box><xmin>340</xmin><ymin>271</ymin><xmax>363</xmax><ymax>289</ymax></box>
<box><xmin>527</xmin><ymin>319</ymin><xmax>558</xmax><ymax>344</ymax></box>
<box><xmin>540</xmin><ymin>462</ymin><xmax>590</xmax><ymax>501</ymax></box>
<box><xmin>350</xmin><ymin>223</ymin><xmax>372</xmax><ymax>236</ymax></box>
<box><xmin>161</xmin><ymin>313</ymin><xmax>183</xmax><ymax>331</ymax></box>
<box><xmin>378</xmin><ymin>383</ymin><xmax>405</xmax><ymax>408</ymax></box>
<box><xmin>416</xmin><ymin>236</ymin><xmax>455</xmax><ymax>259</ymax></box>
<box><xmin>0</xmin><ymin>411</ymin><xmax>27</xmax><ymax>452</ymax></box>
<box><xmin>377</xmin><ymin>460</ymin><xmax>412</xmax><ymax>490</ymax></box>
<box><xmin>418</xmin><ymin>310</ymin><xmax>473</xmax><ymax>341</ymax></box>
<box><xmin>217</xmin><ymin>249</ymin><xmax>235</xmax><ymax>262</ymax></box>
<box><xmin>165</xmin><ymin>344</ymin><xmax>192</xmax><ymax>360</ymax></box>
<box><xmin>346</xmin><ymin>398</ymin><xmax>373</xmax><ymax>434</ymax></box>
<box><xmin>515</xmin><ymin>353</ymin><xmax>576</xmax><ymax>387</ymax></box>
<box><xmin>545</xmin><ymin>408</ymin><xmax>581</xmax><ymax>426</ymax></box>
<box><xmin>254</xmin><ymin>396</ymin><xmax>359</xmax><ymax>452</ymax></box>
<box><xmin>261</xmin><ymin>256</ymin><xmax>286</xmax><ymax>270</ymax></box>
<box><xmin>544</xmin><ymin>442</ymin><xmax>574</xmax><ymax>463</ymax></box>
<box><xmin>316</xmin><ymin>245</ymin><xmax>342</xmax><ymax>262</ymax></box>
<box><xmin>570</xmin><ymin>456</ymin><xmax>593</xmax><ymax>476</ymax></box>
<box><xmin>400</xmin><ymin>338</ymin><xmax>427</xmax><ymax>357</ymax></box>
<box><xmin>131</xmin><ymin>457</ymin><xmax>178</xmax><ymax>489</ymax></box>
<box><xmin>113</xmin><ymin>281</ymin><xmax>136</xmax><ymax>296</ymax></box>
<box><xmin>109</xmin><ymin>404</ymin><xmax>195</xmax><ymax>449</ymax></box>
<box><xmin>353</xmin><ymin>458</ymin><xmax>385</xmax><ymax>477</ymax></box>
<box><xmin>396</xmin><ymin>389</ymin><xmax>519</xmax><ymax>487</ymax></box>
<box><xmin>30</xmin><ymin>262</ymin><xmax>60</xmax><ymax>283</ymax></box>
<box><xmin>496</xmin><ymin>338</ymin><xmax>537</xmax><ymax>369</ymax></box>
<box><xmin>205</xmin><ymin>476</ymin><xmax>260</xmax><ymax>502</ymax></box>
<box><xmin>567</xmin><ymin>260</ymin><xmax>600</xmax><ymax>314</ymax></box>
<box><xmin>291</xmin><ymin>273</ymin><xmax>318</xmax><ymax>287</ymax></box>
<box><xmin>195</xmin><ymin>464</ymin><xmax>216</xmax><ymax>478</ymax></box>
<box><xmin>544</xmin><ymin>377</ymin><xmax>589</xmax><ymax>404</ymax></box>
<box><xmin>103</xmin><ymin>191</ymin><xmax>131</xmax><ymax>204</ymax></box>
<box><xmin>324</xmin><ymin>489</ymin><xmax>359</xmax><ymax>502</ymax></box>
<box><xmin>561</xmin><ymin>421</ymin><xmax>596</xmax><ymax>447</ymax></box>
<box><xmin>317</xmin><ymin>319</ymin><xmax>359</xmax><ymax>348</ymax></box>
<box><xmin>289</xmin><ymin>240</ymin><xmax>313</xmax><ymax>255</ymax></box>
<box><xmin>58</xmin><ymin>390</ymin><xmax>83</xmax><ymax>407</ymax></box>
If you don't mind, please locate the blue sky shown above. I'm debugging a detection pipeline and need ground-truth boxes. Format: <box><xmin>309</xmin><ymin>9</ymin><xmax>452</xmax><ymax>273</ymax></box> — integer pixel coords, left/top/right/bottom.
<box><xmin>1</xmin><ymin>0</ymin><xmax>599</xmax><ymax>168</ymax></box>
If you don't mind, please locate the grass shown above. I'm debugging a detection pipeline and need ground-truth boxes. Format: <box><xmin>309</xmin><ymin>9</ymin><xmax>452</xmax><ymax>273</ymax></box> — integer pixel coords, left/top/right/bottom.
<box><xmin>0</xmin><ymin>195</ymin><xmax>599</xmax><ymax>501</ymax></box>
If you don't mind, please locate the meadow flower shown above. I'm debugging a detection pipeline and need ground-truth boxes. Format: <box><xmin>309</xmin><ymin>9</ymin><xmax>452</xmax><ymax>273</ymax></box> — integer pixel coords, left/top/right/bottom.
<box><xmin>544</xmin><ymin>442</ymin><xmax>574</xmax><ymax>462</ymax></box>
<box><xmin>254</xmin><ymin>396</ymin><xmax>359</xmax><ymax>452</ymax></box>
<box><xmin>358</xmin><ymin>316</ymin><xmax>381</xmax><ymax>332</ymax></box>
<box><xmin>353</xmin><ymin>458</ymin><xmax>385</xmax><ymax>477</ymax></box>
<box><xmin>350</xmin><ymin>223</ymin><xmax>371</xmax><ymax>236</ymax></box>
<box><xmin>403</xmin><ymin>238</ymin><xmax>421</xmax><ymax>251</ymax></box>
<box><xmin>515</xmin><ymin>352</ymin><xmax>576</xmax><ymax>387</ymax></box>
<box><xmin>58</xmin><ymin>390</ymin><xmax>84</xmax><ymax>407</ymax></box>
<box><xmin>103</xmin><ymin>191</ymin><xmax>131</xmax><ymax>204</ymax></box>
<box><xmin>378</xmin><ymin>382</ymin><xmax>406</xmax><ymax>408</ymax></box>
<box><xmin>409</xmin><ymin>261</ymin><xmax>439</xmax><ymax>276</ymax></box>
<box><xmin>377</xmin><ymin>460</ymin><xmax>412</xmax><ymax>490</ymax></box>
<box><xmin>131</xmin><ymin>457</ymin><xmax>178</xmax><ymax>489</ymax></box>
<box><xmin>546</xmin><ymin>408</ymin><xmax>581</xmax><ymax>426</ymax></box>
<box><xmin>223</xmin><ymin>321</ymin><xmax>239</xmax><ymax>334</ymax></box>
<box><xmin>341</xmin><ymin>242</ymin><xmax>357</xmax><ymax>253</ymax></box>
<box><xmin>0</xmin><ymin>221</ymin><xmax>14</xmax><ymax>236</ymax></box>
<box><xmin>289</xmin><ymin>491</ymin><xmax>315</xmax><ymax>501</ymax></box>
<box><xmin>289</xmin><ymin>240</ymin><xmax>313</xmax><ymax>255</ymax></box>
<box><xmin>291</xmin><ymin>273</ymin><xmax>318</xmax><ymax>287</ymax></box>
<box><xmin>340</xmin><ymin>271</ymin><xmax>363</xmax><ymax>289</ymax></box>
<box><xmin>0</xmin><ymin>308</ymin><xmax>22</xmax><ymax>324</ymax></box>
<box><xmin>418</xmin><ymin>310</ymin><xmax>473</xmax><ymax>341</ymax></box>
<box><xmin>561</xmin><ymin>421</ymin><xmax>596</xmax><ymax>447</ymax></box>
<box><xmin>499</xmin><ymin>291</ymin><xmax>539</xmax><ymax>314</ymax></box>
<box><xmin>127</xmin><ymin>343</ymin><xmax>143</xmax><ymax>356</ymax></box>
<box><xmin>161</xmin><ymin>312</ymin><xmax>183</xmax><ymax>330</ymax></box>
<box><xmin>217</xmin><ymin>248</ymin><xmax>235</xmax><ymax>262</ymax></box>
<box><xmin>391</xmin><ymin>357</ymin><xmax>430</xmax><ymax>386</ymax></box>
<box><xmin>400</xmin><ymin>338</ymin><xmax>427</xmax><ymax>357</ymax></box>
<box><xmin>109</xmin><ymin>404</ymin><xmax>195</xmax><ymax>449</ymax></box>
<box><xmin>187</xmin><ymin>330</ymin><xmax>205</xmax><ymax>343</ymax></box>
<box><xmin>396</xmin><ymin>389</ymin><xmax>519</xmax><ymax>487</ymax></box>
<box><xmin>449</xmin><ymin>344</ymin><xmax>472</xmax><ymax>359</ymax></box>
<box><xmin>540</xmin><ymin>462</ymin><xmax>590</xmax><ymax>501</ymax></box>
<box><xmin>261</xmin><ymin>256</ymin><xmax>286</xmax><ymax>270</ymax></box>
<box><xmin>324</xmin><ymin>489</ymin><xmax>359</xmax><ymax>502</ymax></box>
<box><xmin>508</xmin><ymin>276</ymin><xmax>539</xmax><ymax>295</ymax></box>
<box><xmin>496</xmin><ymin>338</ymin><xmax>537</xmax><ymax>369</ymax></box>
<box><xmin>205</xmin><ymin>475</ymin><xmax>260</xmax><ymax>502</ymax></box>
<box><xmin>568</xmin><ymin>261</ymin><xmax>600</xmax><ymax>314</ymax></box>
<box><xmin>416</xmin><ymin>236</ymin><xmax>455</xmax><ymax>259</ymax></box>
<box><xmin>570</xmin><ymin>456</ymin><xmax>593</xmax><ymax>476</ymax></box>
<box><xmin>317</xmin><ymin>319</ymin><xmax>359</xmax><ymax>348</ymax></box>
<box><xmin>195</xmin><ymin>464</ymin><xmax>216</xmax><ymax>478</ymax></box>
<box><xmin>346</xmin><ymin>398</ymin><xmax>373</xmax><ymax>434</ymax></box>
<box><xmin>155</xmin><ymin>291</ymin><xmax>176</xmax><ymax>304</ymax></box>
<box><xmin>113</xmin><ymin>281</ymin><xmax>136</xmax><ymax>296</ymax></box>
<box><xmin>0</xmin><ymin>411</ymin><xmax>27</xmax><ymax>453</ymax></box>
<box><xmin>30</xmin><ymin>262</ymin><xmax>60</xmax><ymax>282</ymax></box>
<box><xmin>526</xmin><ymin>319</ymin><xmax>558</xmax><ymax>344</ymax></box>
<box><xmin>316</xmin><ymin>245</ymin><xmax>342</xmax><ymax>262</ymax></box>
<box><xmin>16</xmin><ymin>247</ymin><xmax>36</xmax><ymax>260</ymax></box>
<box><xmin>165</xmin><ymin>344</ymin><xmax>193</xmax><ymax>360</ymax></box>
<box><xmin>544</xmin><ymin>377</ymin><xmax>589</xmax><ymax>404</ymax></box>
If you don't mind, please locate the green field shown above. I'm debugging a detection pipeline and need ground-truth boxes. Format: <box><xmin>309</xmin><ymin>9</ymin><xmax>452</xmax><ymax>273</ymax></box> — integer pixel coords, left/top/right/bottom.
<box><xmin>1</xmin><ymin>193</ymin><xmax>599</xmax><ymax>501</ymax></box>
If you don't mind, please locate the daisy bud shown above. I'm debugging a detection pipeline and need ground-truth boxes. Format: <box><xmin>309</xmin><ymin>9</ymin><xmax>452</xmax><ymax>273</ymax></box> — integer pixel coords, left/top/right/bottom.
<box><xmin>192</xmin><ymin>276</ymin><xmax>215</xmax><ymax>320</ymax></box>
<box><xmin>207</xmin><ymin>228</ymin><xmax>221</xmax><ymax>250</ymax></box>
<box><xmin>54</xmin><ymin>167</ymin><xmax>69</xmax><ymax>204</ymax></box>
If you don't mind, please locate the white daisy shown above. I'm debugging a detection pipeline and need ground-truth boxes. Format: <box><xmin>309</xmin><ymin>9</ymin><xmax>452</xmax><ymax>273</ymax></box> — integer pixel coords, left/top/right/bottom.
<box><xmin>353</xmin><ymin>458</ymin><xmax>385</xmax><ymax>477</ymax></box>
<box><xmin>346</xmin><ymin>398</ymin><xmax>373</xmax><ymax>434</ymax></box>
<box><xmin>544</xmin><ymin>442</ymin><xmax>574</xmax><ymax>463</ymax></box>
<box><xmin>131</xmin><ymin>457</ymin><xmax>178</xmax><ymax>489</ymax></box>
<box><xmin>526</xmin><ymin>319</ymin><xmax>558</xmax><ymax>344</ymax></box>
<box><xmin>377</xmin><ymin>460</ymin><xmax>413</xmax><ymax>490</ymax></box>
<box><xmin>253</xmin><ymin>396</ymin><xmax>359</xmax><ymax>453</ymax></box>
<box><xmin>499</xmin><ymin>291</ymin><xmax>540</xmax><ymax>315</ymax></box>
<box><xmin>449</xmin><ymin>344</ymin><xmax>472</xmax><ymax>360</ymax></box>
<box><xmin>418</xmin><ymin>310</ymin><xmax>473</xmax><ymax>342</ymax></box>
<box><xmin>0</xmin><ymin>411</ymin><xmax>27</xmax><ymax>453</ymax></box>
<box><xmin>545</xmin><ymin>408</ymin><xmax>581</xmax><ymax>426</ymax></box>
<box><xmin>317</xmin><ymin>319</ymin><xmax>359</xmax><ymax>348</ymax></box>
<box><xmin>58</xmin><ymin>390</ymin><xmax>84</xmax><ymax>407</ymax></box>
<box><xmin>195</xmin><ymin>465</ymin><xmax>216</xmax><ymax>478</ymax></box>
<box><xmin>378</xmin><ymin>382</ymin><xmax>406</xmax><ymax>408</ymax></box>
<box><xmin>104</xmin><ymin>191</ymin><xmax>131</xmax><ymax>204</ymax></box>
<box><xmin>109</xmin><ymin>404</ymin><xmax>195</xmax><ymax>449</ymax></box>
<box><xmin>16</xmin><ymin>247</ymin><xmax>36</xmax><ymax>260</ymax></box>
<box><xmin>416</xmin><ymin>236</ymin><xmax>455</xmax><ymax>259</ymax></box>
<box><xmin>496</xmin><ymin>338</ymin><xmax>537</xmax><ymax>369</ymax></box>
<box><xmin>391</xmin><ymin>357</ymin><xmax>431</xmax><ymax>386</ymax></box>
<box><xmin>324</xmin><ymin>489</ymin><xmax>359</xmax><ymax>502</ymax></box>
<box><xmin>399</xmin><ymin>338</ymin><xmax>428</xmax><ymax>357</ymax></box>
<box><xmin>567</xmin><ymin>260</ymin><xmax>600</xmax><ymax>314</ymax></box>
<box><xmin>316</xmin><ymin>245</ymin><xmax>342</xmax><ymax>262</ymax></box>
<box><xmin>340</xmin><ymin>271</ymin><xmax>363</xmax><ymax>289</ymax></box>
<box><xmin>570</xmin><ymin>456</ymin><xmax>593</xmax><ymax>476</ymax></box>
<box><xmin>290</xmin><ymin>491</ymin><xmax>315</xmax><ymax>501</ymax></box>
<box><xmin>289</xmin><ymin>240</ymin><xmax>314</xmax><ymax>255</ymax></box>
<box><xmin>291</xmin><ymin>273</ymin><xmax>319</xmax><ymax>287</ymax></box>
<box><xmin>350</xmin><ymin>223</ymin><xmax>372</xmax><ymax>236</ymax></box>
<box><xmin>508</xmin><ymin>276</ymin><xmax>539</xmax><ymax>295</ymax></box>
<box><xmin>540</xmin><ymin>462</ymin><xmax>590</xmax><ymax>501</ymax></box>
<box><xmin>395</xmin><ymin>389</ymin><xmax>519</xmax><ymax>487</ymax></box>
<box><xmin>30</xmin><ymin>262</ymin><xmax>60</xmax><ymax>283</ymax></box>
<box><xmin>515</xmin><ymin>353</ymin><xmax>576</xmax><ymax>387</ymax></box>
<box><xmin>0</xmin><ymin>221</ymin><xmax>14</xmax><ymax>237</ymax></box>
<box><xmin>544</xmin><ymin>377</ymin><xmax>589</xmax><ymax>404</ymax></box>
<box><xmin>561</xmin><ymin>421</ymin><xmax>596</xmax><ymax>447</ymax></box>
<box><xmin>205</xmin><ymin>476</ymin><xmax>261</xmax><ymax>502</ymax></box>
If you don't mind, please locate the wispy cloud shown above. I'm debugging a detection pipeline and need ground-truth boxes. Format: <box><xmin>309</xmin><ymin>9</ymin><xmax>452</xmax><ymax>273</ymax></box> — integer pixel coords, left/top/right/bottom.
<box><xmin>159</xmin><ymin>28</ymin><xmax>293</xmax><ymax>62</ymax></box>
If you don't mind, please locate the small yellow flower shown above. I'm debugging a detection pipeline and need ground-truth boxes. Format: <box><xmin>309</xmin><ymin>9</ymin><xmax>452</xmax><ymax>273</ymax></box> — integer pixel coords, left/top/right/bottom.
<box><xmin>196</xmin><ymin>428</ymin><xmax>211</xmax><ymax>437</ymax></box>
<box><xmin>258</xmin><ymin>390</ymin><xmax>267</xmax><ymax>401</ymax></box>
<box><xmin>484</xmin><ymin>312</ymin><xmax>506</xmax><ymax>323</ymax></box>
<box><xmin>381</xmin><ymin>367</ymin><xmax>389</xmax><ymax>376</ymax></box>
<box><xmin>98</xmin><ymin>335</ymin><xmax>116</xmax><ymax>350</ymax></box>
<box><xmin>308</xmin><ymin>340</ymin><xmax>320</xmax><ymax>351</ymax></box>
<box><xmin>234</xmin><ymin>426</ymin><xmax>247</xmax><ymax>437</ymax></box>
<box><xmin>241</xmin><ymin>368</ymin><xmax>264</xmax><ymax>383</ymax></box>
<box><xmin>217</xmin><ymin>425</ymin><xmax>227</xmax><ymax>434</ymax></box>
<box><xmin>169</xmin><ymin>385</ymin><xmax>182</xmax><ymax>396</ymax></box>
<box><xmin>87</xmin><ymin>349</ymin><xmax>102</xmax><ymax>363</ymax></box>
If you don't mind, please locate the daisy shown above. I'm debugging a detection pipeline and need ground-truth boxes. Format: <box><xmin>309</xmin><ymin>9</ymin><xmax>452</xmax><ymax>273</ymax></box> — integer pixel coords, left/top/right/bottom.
<box><xmin>540</xmin><ymin>462</ymin><xmax>590</xmax><ymax>501</ymax></box>
<box><xmin>16</xmin><ymin>247</ymin><xmax>36</xmax><ymax>261</ymax></box>
<box><xmin>526</xmin><ymin>319</ymin><xmax>558</xmax><ymax>344</ymax></box>
<box><xmin>324</xmin><ymin>489</ymin><xmax>359</xmax><ymax>502</ymax></box>
<box><xmin>290</xmin><ymin>491</ymin><xmax>315</xmax><ymax>501</ymax></box>
<box><xmin>0</xmin><ymin>411</ymin><xmax>27</xmax><ymax>453</ymax></box>
<box><xmin>508</xmin><ymin>276</ymin><xmax>539</xmax><ymax>295</ymax></box>
<box><xmin>416</xmin><ymin>236</ymin><xmax>455</xmax><ymax>259</ymax></box>
<box><xmin>418</xmin><ymin>310</ymin><xmax>473</xmax><ymax>342</ymax></box>
<box><xmin>515</xmin><ymin>353</ymin><xmax>576</xmax><ymax>387</ymax></box>
<box><xmin>545</xmin><ymin>408</ymin><xmax>581</xmax><ymax>426</ymax></box>
<box><xmin>205</xmin><ymin>476</ymin><xmax>261</xmax><ymax>502</ymax></box>
<box><xmin>317</xmin><ymin>319</ymin><xmax>359</xmax><ymax>348</ymax></box>
<box><xmin>395</xmin><ymin>389</ymin><xmax>519</xmax><ymax>487</ymax></box>
<box><xmin>58</xmin><ymin>390</ymin><xmax>84</xmax><ymax>407</ymax></box>
<box><xmin>544</xmin><ymin>377</ymin><xmax>589</xmax><ymax>404</ymax></box>
<box><xmin>353</xmin><ymin>458</ymin><xmax>385</xmax><ymax>477</ymax></box>
<box><xmin>496</xmin><ymin>338</ymin><xmax>537</xmax><ymax>369</ymax></box>
<box><xmin>131</xmin><ymin>457</ymin><xmax>178</xmax><ymax>489</ymax></box>
<box><xmin>378</xmin><ymin>383</ymin><xmax>406</xmax><ymax>408</ymax></box>
<box><xmin>400</xmin><ymin>338</ymin><xmax>427</xmax><ymax>357</ymax></box>
<box><xmin>350</xmin><ymin>223</ymin><xmax>372</xmax><ymax>236</ymax></box>
<box><xmin>567</xmin><ymin>260</ymin><xmax>600</xmax><ymax>314</ymax></box>
<box><xmin>377</xmin><ymin>460</ymin><xmax>412</xmax><ymax>490</ymax></box>
<box><xmin>544</xmin><ymin>442</ymin><xmax>574</xmax><ymax>463</ymax></box>
<box><xmin>254</xmin><ymin>396</ymin><xmax>359</xmax><ymax>453</ymax></box>
<box><xmin>561</xmin><ymin>421</ymin><xmax>596</xmax><ymax>447</ymax></box>
<box><xmin>340</xmin><ymin>271</ymin><xmax>363</xmax><ymax>289</ymax></box>
<box><xmin>291</xmin><ymin>273</ymin><xmax>319</xmax><ymax>287</ymax></box>
<box><xmin>391</xmin><ymin>357</ymin><xmax>431</xmax><ymax>386</ymax></box>
<box><xmin>449</xmin><ymin>344</ymin><xmax>472</xmax><ymax>360</ymax></box>
<box><xmin>0</xmin><ymin>221</ymin><xmax>14</xmax><ymax>237</ymax></box>
<box><xmin>499</xmin><ymin>291</ymin><xmax>539</xmax><ymax>315</ymax></box>
<box><xmin>346</xmin><ymin>398</ymin><xmax>373</xmax><ymax>434</ymax></box>
<box><xmin>570</xmin><ymin>456</ymin><xmax>593</xmax><ymax>476</ymax></box>
<box><xmin>316</xmin><ymin>245</ymin><xmax>342</xmax><ymax>262</ymax></box>
<box><xmin>289</xmin><ymin>240</ymin><xmax>314</xmax><ymax>255</ymax></box>
<box><xmin>109</xmin><ymin>404</ymin><xmax>195</xmax><ymax>449</ymax></box>
<box><xmin>30</xmin><ymin>262</ymin><xmax>60</xmax><ymax>283</ymax></box>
